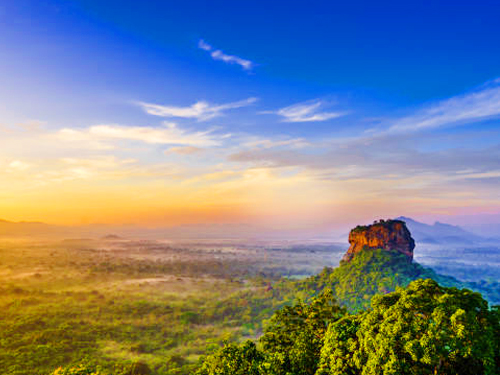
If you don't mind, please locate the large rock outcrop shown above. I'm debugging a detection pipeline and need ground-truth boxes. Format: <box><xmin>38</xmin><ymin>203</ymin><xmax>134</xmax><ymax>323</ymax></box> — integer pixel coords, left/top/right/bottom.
<box><xmin>342</xmin><ymin>219</ymin><xmax>415</xmax><ymax>262</ymax></box>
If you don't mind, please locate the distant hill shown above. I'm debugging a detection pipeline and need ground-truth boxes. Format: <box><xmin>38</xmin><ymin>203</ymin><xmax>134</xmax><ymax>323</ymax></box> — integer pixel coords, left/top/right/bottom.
<box><xmin>101</xmin><ymin>234</ymin><xmax>123</xmax><ymax>240</ymax></box>
<box><xmin>395</xmin><ymin>216</ymin><xmax>485</xmax><ymax>244</ymax></box>
<box><xmin>0</xmin><ymin>219</ymin><xmax>104</xmax><ymax>238</ymax></box>
<box><xmin>0</xmin><ymin>219</ymin><xmax>61</xmax><ymax>237</ymax></box>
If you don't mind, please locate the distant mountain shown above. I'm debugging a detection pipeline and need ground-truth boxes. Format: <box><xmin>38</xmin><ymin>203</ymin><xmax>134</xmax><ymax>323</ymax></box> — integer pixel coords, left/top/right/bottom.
<box><xmin>463</xmin><ymin>222</ymin><xmax>500</xmax><ymax>239</ymax></box>
<box><xmin>0</xmin><ymin>219</ymin><xmax>102</xmax><ymax>238</ymax></box>
<box><xmin>0</xmin><ymin>219</ymin><xmax>340</xmax><ymax>241</ymax></box>
<box><xmin>0</xmin><ymin>219</ymin><xmax>61</xmax><ymax>237</ymax></box>
<box><xmin>395</xmin><ymin>216</ymin><xmax>485</xmax><ymax>244</ymax></box>
<box><xmin>101</xmin><ymin>234</ymin><xmax>123</xmax><ymax>240</ymax></box>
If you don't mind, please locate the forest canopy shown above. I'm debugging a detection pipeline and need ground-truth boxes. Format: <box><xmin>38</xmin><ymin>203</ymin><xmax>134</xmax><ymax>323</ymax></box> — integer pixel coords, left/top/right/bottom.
<box><xmin>197</xmin><ymin>279</ymin><xmax>500</xmax><ymax>375</ymax></box>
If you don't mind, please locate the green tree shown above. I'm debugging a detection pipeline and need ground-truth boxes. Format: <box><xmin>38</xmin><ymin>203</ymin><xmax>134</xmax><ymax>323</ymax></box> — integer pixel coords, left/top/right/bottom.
<box><xmin>50</xmin><ymin>364</ymin><xmax>104</xmax><ymax>375</ymax></box>
<box><xmin>197</xmin><ymin>290</ymin><xmax>344</xmax><ymax>375</ymax></box>
<box><xmin>259</xmin><ymin>289</ymin><xmax>345</xmax><ymax>375</ymax></box>
<box><xmin>318</xmin><ymin>279</ymin><xmax>500</xmax><ymax>375</ymax></box>
<box><xmin>315</xmin><ymin>315</ymin><xmax>362</xmax><ymax>375</ymax></box>
<box><xmin>196</xmin><ymin>340</ymin><xmax>264</xmax><ymax>375</ymax></box>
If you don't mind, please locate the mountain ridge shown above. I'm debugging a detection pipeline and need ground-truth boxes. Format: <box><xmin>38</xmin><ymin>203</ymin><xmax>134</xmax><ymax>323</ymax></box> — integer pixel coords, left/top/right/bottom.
<box><xmin>395</xmin><ymin>215</ymin><xmax>486</xmax><ymax>244</ymax></box>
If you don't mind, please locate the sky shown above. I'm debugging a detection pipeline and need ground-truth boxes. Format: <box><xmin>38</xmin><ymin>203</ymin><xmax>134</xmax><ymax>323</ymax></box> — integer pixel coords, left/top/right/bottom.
<box><xmin>1</xmin><ymin>0</ymin><xmax>500</xmax><ymax>235</ymax></box>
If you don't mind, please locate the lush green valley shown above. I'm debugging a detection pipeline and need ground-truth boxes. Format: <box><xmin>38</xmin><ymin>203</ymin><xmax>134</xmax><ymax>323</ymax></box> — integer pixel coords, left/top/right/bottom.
<box><xmin>0</xmin><ymin>239</ymin><xmax>313</xmax><ymax>375</ymax></box>
<box><xmin>1</xmin><ymin>231</ymin><xmax>499</xmax><ymax>375</ymax></box>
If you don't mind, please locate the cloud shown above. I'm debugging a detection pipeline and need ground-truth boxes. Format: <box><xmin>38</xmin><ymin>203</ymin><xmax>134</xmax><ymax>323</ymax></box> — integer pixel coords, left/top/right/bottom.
<box><xmin>198</xmin><ymin>39</ymin><xmax>255</xmax><ymax>71</ymax></box>
<box><xmin>58</xmin><ymin>122</ymin><xmax>224</xmax><ymax>147</ymax></box>
<box><xmin>31</xmin><ymin>163</ymin><xmax>103</xmax><ymax>184</ymax></box>
<box><xmin>36</xmin><ymin>168</ymin><xmax>94</xmax><ymax>182</ymax></box>
<box><xmin>389</xmin><ymin>80</ymin><xmax>500</xmax><ymax>132</ymax></box>
<box><xmin>6</xmin><ymin>154</ymin><xmax>186</xmax><ymax>187</ymax></box>
<box><xmin>138</xmin><ymin>97</ymin><xmax>258</xmax><ymax>121</ymax></box>
<box><xmin>166</xmin><ymin>146</ymin><xmax>204</xmax><ymax>155</ymax></box>
<box><xmin>224</xmin><ymin>80</ymin><xmax>500</xmax><ymax>202</ymax></box>
<box><xmin>32</xmin><ymin>164</ymin><xmax>146</xmax><ymax>185</ymax></box>
<box><xmin>241</xmin><ymin>137</ymin><xmax>310</xmax><ymax>149</ymax></box>
<box><xmin>229</xmin><ymin>130</ymin><xmax>500</xmax><ymax>187</ymax></box>
<box><xmin>60</xmin><ymin>156</ymin><xmax>136</xmax><ymax>169</ymax></box>
<box><xmin>227</xmin><ymin>78</ymin><xmax>500</xmax><ymax>183</ymax></box>
<box><xmin>6</xmin><ymin>160</ymin><xmax>30</xmax><ymax>172</ymax></box>
<box><xmin>198</xmin><ymin>39</ymin><xmax>212</xmax><ymax>51</ymax></box>
<box><xmin>265</xmin><ymin>100</ymin><xmax>346</xmax><ymax>122</ymax></box>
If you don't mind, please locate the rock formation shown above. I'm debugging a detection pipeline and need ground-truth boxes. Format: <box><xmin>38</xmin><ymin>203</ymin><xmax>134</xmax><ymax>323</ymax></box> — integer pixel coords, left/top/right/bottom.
<box><xmin>342</xmin><ymin>219</ymin><xmax>415</xmax><ymax>262</ymax></box>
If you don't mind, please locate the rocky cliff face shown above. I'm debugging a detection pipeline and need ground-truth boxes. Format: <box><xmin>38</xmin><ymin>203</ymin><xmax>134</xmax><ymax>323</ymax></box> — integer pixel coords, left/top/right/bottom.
<box><xmin>342</xmin><ymin>219</ymin><xmax>415</xmax><ymax>262</ymax></box>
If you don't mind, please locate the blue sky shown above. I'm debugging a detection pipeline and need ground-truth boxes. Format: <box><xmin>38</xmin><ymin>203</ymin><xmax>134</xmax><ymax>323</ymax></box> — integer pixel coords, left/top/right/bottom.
<box><xmin>1</xmin><ymin>0</ymin><xmax>500</xmax><ymax>233</ymax></box>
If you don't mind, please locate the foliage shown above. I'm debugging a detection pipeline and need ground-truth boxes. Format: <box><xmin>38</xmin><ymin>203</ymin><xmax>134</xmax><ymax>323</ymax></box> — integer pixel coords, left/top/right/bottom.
<box><xmin>351</xmin><ymin>219</ymin><xmax>403</xmax><ymax>233</ymax></box>
<box><xmin>50</xmin><ymin>364</ymin><xmax>105</xmax><ymax>375</ymax></box>
<box><xmin>200</xmin><ymin>279</ymin><xmax>500</xmax><ymax>375</ymax></box>
<box><xmin>296</xmin><ymin>248</ymin><xmax>500</xmax><ymax>311</ymax></box>
<box><xmin>2</xmin><ymin>239</ymin><xmax>500</xmax><ymax>374</ymax></box>
<box><xmin>49</xmin><ymin>362</ymin><xmax>152</xmax><ymax>375</ymax></box>
<box><xmin>259</xmin><ymin>289</ymin><xmax>345</xmax><ymax>375</ymax></box>
<box><xmin>317</xmin><ymin>279</ymin><xmax>500</xmax><ymax>375</ymax></box>
<box><xmin>197</xmin><ymin>290</ymin><xmax>345</xmax><ymax>375</ymax></box>
<box><xmin>196</xmin><ymin>341</ymin><xmax>264</xmax><ymax>375</ymax></box>
<box><xmin>0</xmin><ymin>240</ymin><xmax>314</xmax><ymax>375</ymax></box>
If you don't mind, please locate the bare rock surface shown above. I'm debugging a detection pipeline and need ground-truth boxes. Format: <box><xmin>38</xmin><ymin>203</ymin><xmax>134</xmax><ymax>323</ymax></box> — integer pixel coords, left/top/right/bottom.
<box><xmin>342</xmin><ymin>219</ymin><xmax>415</xmax><ymax>262</ymax></box>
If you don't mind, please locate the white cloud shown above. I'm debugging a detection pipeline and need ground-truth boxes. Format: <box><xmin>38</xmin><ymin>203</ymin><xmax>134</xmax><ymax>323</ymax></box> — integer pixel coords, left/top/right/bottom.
<box><xmin>6</xmin><ymin>160</ymin><xmax>30</xmax><ymax>172</ymax></box>
<box><xmin>266</xmin><ymin>100</ymin><xmax>346</xmax><ymax>122</ymax></box>
<box><xmin>138</xmin><ymin>97</ymin><xmax>258</xmax><ymax>121</ymax></box>
<box><xmin>198</xmin><ymin>39</ymin><xmax>255</xmax><ymax>71</ymax></box>
<box><xmin>32</xmin><ymin>168</ymin><xmax>95</xmax><ymax>184</ymax></box>
<box><xmin>210</xmin><ymin>50</ymin><xmax>254</xmax><ymax>71</ymax></box>
<box><xmin>389</xmin><ymin>80</ymin><xmax>500</xmax><ymax>132</ymax></box>
<box><xmin>60</xmin><ymin>156</ymin><xmax>136</xmax><ymax>169</ymax></box>
<box><xmin>58</xmin><ymin>122</ymin><xmax>224</xmax><ymax>147</ymax></box>
<box><xmin>198</xmin><ymin>39</ymin><xmax>212</xmax><ymax>51</ymax></box>
<box><xmin>242</xmin><ymin>137</ymin><xmax>310</xmax><ymax>149</ymax></box>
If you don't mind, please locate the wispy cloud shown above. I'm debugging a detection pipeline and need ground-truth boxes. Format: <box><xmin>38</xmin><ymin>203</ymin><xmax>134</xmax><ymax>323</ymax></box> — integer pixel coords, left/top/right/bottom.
<box><xmin>229</xmin><ymin>129</ymin><xmax>500</xmax><ymax>189</ymax></box>
<box><xmin>228</xmin><ymin>80</ymin><xmax>500</xmax><ymax>184</ymax></box>
<box><xmin>241</xmin><ymin>137</ymin><xmax>310</xmax><ymax>149</ymax></box>
<box><xmin>6</xmin><ymin>160</ymin><xmax>30</xmax><ymax>172</ymax></box>
<box><xmin>265</xmin><ymin>100</ymin><xmax>346</xmax><ymax>122</ymax></box>
<box><xmin>30</xmin><ymin>157</ymin><xmax>139</xmax><ymax>185</ymax></box>
<box><xmin>33</xmin><ymin>168</ymin><xmax>95</xmax><ymax>184</ymax></box>
<box><xmin>198</xmin><ymin>39</ymin><xmax>255</xmax><ymax>71</ymax></box>
<box><xmin>225</xmin><ymin>80</ymin><xmax>500</xmax><ymax>195</ymax></box>
<box><xmin>389</xmin><ymin>80</ymin><xmax>500</xmax><ymax>132</ymax></box>
<box><xmin>138</xmin><ymin>97</ymin><xmax>258</xmax><ymax>121</ymax></box>
<box><xmin>58</xmin><ymin>122</ymin><xmax>224</xmax><ymax>147</ymax></box>
<box><xmin>198</xmin><ymin>39</ymin><xmax>212</xmax><ymax>51</ymax></box>
<box><xmin>166</xmin><ymin>146</ymin><xmax>204</xmax><ymax>155</ymax></box>
<box><xmin>60</xmin><ymin>156</ymin><xmax>136</xmax><ymax>169</ymax></box>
